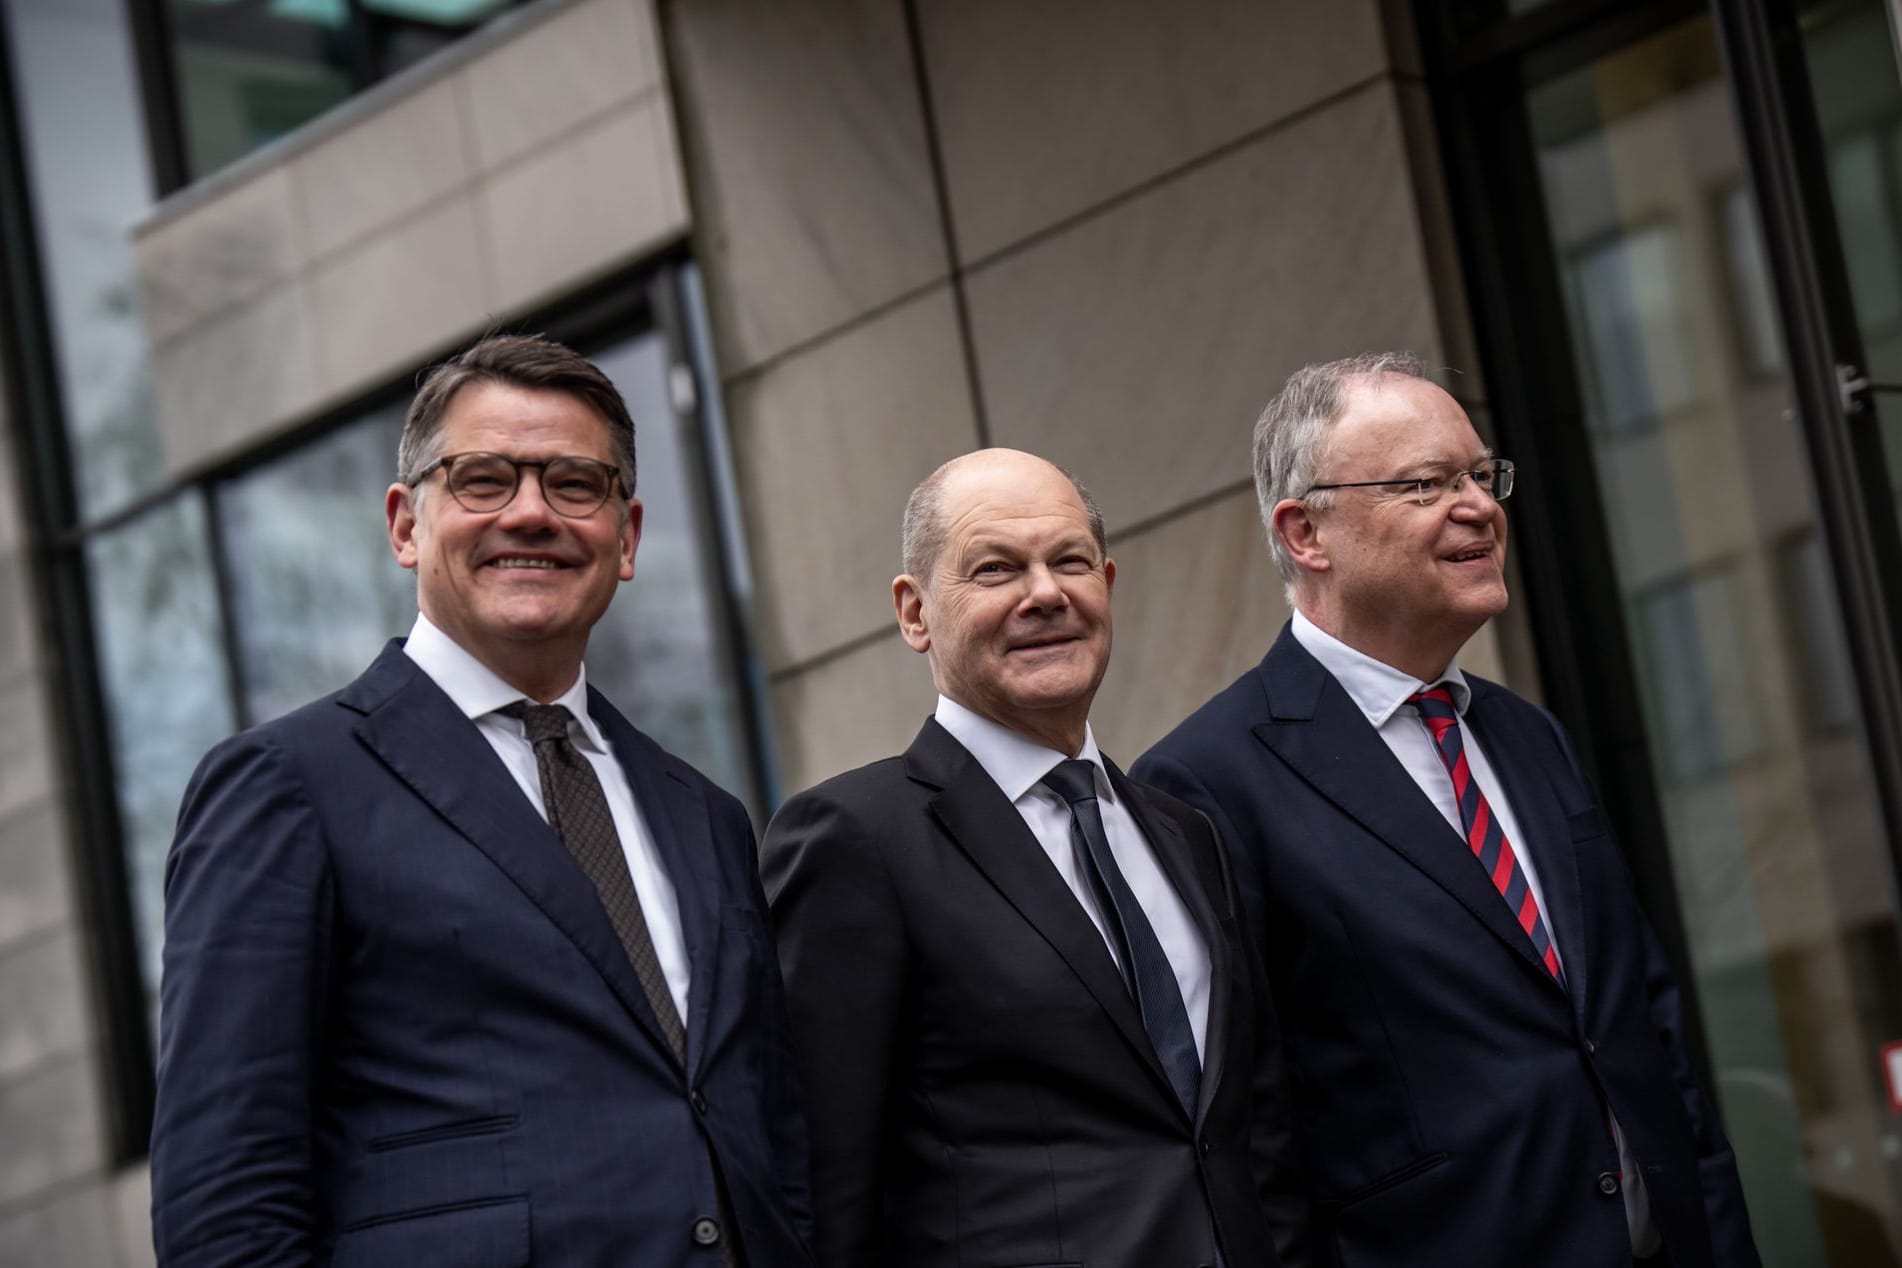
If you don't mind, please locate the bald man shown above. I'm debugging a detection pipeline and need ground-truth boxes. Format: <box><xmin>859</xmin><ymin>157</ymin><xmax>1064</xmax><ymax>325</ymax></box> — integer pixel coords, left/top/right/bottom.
<box><xmin>760</xmin><ymin>450</ymin><xmax>1307</xmax><ymax>1268</ymax></box>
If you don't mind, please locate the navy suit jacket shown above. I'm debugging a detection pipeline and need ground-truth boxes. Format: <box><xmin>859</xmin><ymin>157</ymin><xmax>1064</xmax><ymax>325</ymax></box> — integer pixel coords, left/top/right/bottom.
<box><xmin>151</xmin><ymin>641</ymin><xmax>813</xmax><ymax>1268</ymax></box>
<box><xmin>1133</xmin><ymin>625</ymin><xmax>1759</xmax><ymax>1268</ymax></box>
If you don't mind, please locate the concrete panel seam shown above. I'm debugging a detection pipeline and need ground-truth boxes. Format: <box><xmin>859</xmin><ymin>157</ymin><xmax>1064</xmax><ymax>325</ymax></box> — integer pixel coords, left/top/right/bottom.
<box><xmin>897</xmin><ymin>0</ymin><xmax>989</xmax><ymax>447</ymax></box>
<box><xmin>957</xmin><ymin>71</ymin><xmax>1396</xmax><ymax>279</ymax></box>
<box><xmin>0</xmin><ymin>1166</ymin><xmax>119</xmax><ymax>1228</ymax></box>
<box><xmin>767</xmin><ymin>626</ymin><xmax>906</xmax><ymax>685</ymax></box>
<box><xmin>716</xmin><ymin>276</ymin><xmax>954</xmax><ymax>392</ymax></box>
<box><xmin>1107</xmin><ymin>476</ymin><xmax>1259</xmax><ymax>550</ymax></box>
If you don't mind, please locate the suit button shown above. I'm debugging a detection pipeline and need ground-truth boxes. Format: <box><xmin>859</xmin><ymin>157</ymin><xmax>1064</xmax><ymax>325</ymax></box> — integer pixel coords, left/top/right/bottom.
<box><xmin>1584</xmin><ymin>1038</ymin><xmax>1597</xmax><ymax>1055</ymax></box>
<box><xmin>1199</xmin><ymin>1138</ymin><xmax>1212</xmax><ymax>1156</ymax></box>
<box><xmin>1597</xmin><ymin>1171</ymin><xmax>1621</xmax><ymax>1196</ymax></box>
<box><xmin>691</xmin><ymin>1090</ymin><xmax>708</xmax><ymax>1114</ymax></box>
<box><xmin>692</xmin><ymin>1217</ymin><xmax>721</xmax><ymax>1246</ymax></box>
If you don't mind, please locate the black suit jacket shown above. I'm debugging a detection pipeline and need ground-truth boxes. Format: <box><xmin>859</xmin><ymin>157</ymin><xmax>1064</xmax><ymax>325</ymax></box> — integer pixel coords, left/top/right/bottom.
<box><xmin>1134</xmin><ymin>625</ymin><xmax>1760</xmax><ymax>1268</ymax></box>
<box><xmin>151</xmin><ymin>642</ymin><xmax>813</xmax><ymax>1267</ymax></box>
<box><xmin>760</xmin><ymin>717</ymin><xmax>1306</xmax><ymax>1268</ymax></box>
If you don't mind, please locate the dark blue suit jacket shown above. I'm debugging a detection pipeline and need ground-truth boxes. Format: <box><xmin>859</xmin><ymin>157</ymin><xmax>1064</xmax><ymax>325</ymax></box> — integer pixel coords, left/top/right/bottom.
<box><xmin>1133</xmin><ymin>624</ymin><xmax>1759</xmax><ymax>1268</ymax></box>
<box><xmin>151</xmin><ymin>642</ymin><xmax>813</xmax><ymax>1268</ymax></box>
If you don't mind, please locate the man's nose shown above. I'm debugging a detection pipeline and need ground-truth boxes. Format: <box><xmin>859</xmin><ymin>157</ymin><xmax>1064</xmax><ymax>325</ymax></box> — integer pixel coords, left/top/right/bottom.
<box><xmin>1448</xmin><ymin>473</ymin><xmax>1498</xmax><ymax>520</ymax></box>
<box><xmin>498</xmin><ymin>467</ymin><xmax>561</xmax><ymax>526</ymax></box>
<box><xmin>1020</xmin><ymin>563</ymin><xmax>1070</xmax><ymax>610</ymax></box>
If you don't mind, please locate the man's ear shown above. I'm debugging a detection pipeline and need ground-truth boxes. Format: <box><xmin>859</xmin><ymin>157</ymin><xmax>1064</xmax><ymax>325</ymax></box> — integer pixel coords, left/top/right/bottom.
<box><xmin>893</xmin><ymin>575</ymin><xmax>931</xmax><ymax>653</ymax></box>
<box><xmin>619</xmin><ymin>497</ymin><xmax>643</xmax><ymax>583</ymax></box>
<box><xmin>387</xmin><ymin>484</ymin><xmax>420</xmax><ymax>570</ymax></box>
<box><xmin>1271</xmin><ymin>497</ymin><xmax>1329</xmax><ymax>578</ymax></box>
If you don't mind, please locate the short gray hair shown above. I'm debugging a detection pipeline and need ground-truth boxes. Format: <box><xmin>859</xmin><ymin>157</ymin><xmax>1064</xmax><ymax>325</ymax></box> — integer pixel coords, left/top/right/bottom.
<box><xmin>901</xmin><ymin>456</ymin><xmax>1108</xmax><ymax>581</ymax></box>
<box><xmin>1254</xmin><ymin>352</ymin><xmax>1429</xmax><ymax>595</ymax></box>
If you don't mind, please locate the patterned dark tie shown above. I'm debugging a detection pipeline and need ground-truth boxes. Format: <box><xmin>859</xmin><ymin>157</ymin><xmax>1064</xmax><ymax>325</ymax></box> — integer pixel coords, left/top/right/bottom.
<box><xmin>500</xmin><ymin>701</ymin><xmax>688</xmax><ymax>1065</ymax></box>
<box><xmin>501</xmin><ymin>703</ymin><xmax>743</xmax><ymax>1266</ymax></box>
<box><xmin>1409</xmin><ymin>686</ymin><xmax>1565</xmax><ymax>984</ymax></box>
<box><xmin>1041</xmin><ymin>759</ymin><xmax>1201</xmax><ymax>1118</ymax></box>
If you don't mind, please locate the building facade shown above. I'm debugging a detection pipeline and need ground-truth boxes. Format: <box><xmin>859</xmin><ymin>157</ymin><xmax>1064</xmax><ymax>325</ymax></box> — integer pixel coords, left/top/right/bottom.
<box><xmin>0</xmin><ymin>0</ymin><xmax>1897</xmax><ymax>1263</ymax></box>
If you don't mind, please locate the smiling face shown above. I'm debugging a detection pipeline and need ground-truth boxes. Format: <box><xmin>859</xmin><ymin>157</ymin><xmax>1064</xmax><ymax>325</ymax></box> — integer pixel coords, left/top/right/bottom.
<box><xmin>1277</xmin><ymin>374</ymin><xmax>1508</xmax><ymax>679</ymax></box>
<box><xmin>894</xmin><ymin>451</ymin><xmax>1113</xmax><ymax>755</ymax></box>
<box><xmin>386</xmin><ymin>382</ymin><xmax>639</xmax><ymax>700</ymax></box>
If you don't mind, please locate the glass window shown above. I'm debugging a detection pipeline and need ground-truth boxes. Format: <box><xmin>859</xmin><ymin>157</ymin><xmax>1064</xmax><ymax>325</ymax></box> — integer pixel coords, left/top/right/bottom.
<box><xmin>214</xmin><ymin>405</ymin><xmax>413</xmax><ymax>724</ymax></box>
<box><xmin>1</xmin><ymin>0</ymin><xmax>162</xmax><ymax>521</ymax></box>
<box><xmin>580</xmin><ymin>329</ymin><xmax>757</xmax><ymax>805</ymax></box>
<box><xmin>87</xmin><ymin>495</ymin><xmax>238</xmax><ymax>1009</ymax></box>
<box><xmin>1529</xmin><ymin>16</ymin><xmax>1902</xmax><ymax>1263</ymax></box>
<box><xmin>163</xmin><ymin>0</ymin><xmax>521</xmax><ymax>181</ymax></box>
<box><xmin>1802</xmin><ymin>0</ymin><xmax>1902</xmax><ymax>385</ymax></box>
<box><xmin>1718</xmin><ymin>184</ymin><xmax>1787</xmax><ymax>378</ymax></box>
<box><xmin>1561</xmin><ymin>222</ymin><xmax>1702</xmax><ymax>431</ymax></box>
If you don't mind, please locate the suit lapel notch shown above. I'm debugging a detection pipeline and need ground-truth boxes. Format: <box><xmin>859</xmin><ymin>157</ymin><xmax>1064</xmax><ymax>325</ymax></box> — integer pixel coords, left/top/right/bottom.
<box><xmin>924</xmin><ymin>747</ymin><xmax>1170</xmax><ymax>1098</ymax></box>
<box><xmin>353</xmin><ymin>665</ymin><xmax>685</xmax><ymax>1062</ymax></box>
<box><xmin>1258</xmin><ymin>644</ymin><xmax>1564</xmax><ymax>993</ymax></box>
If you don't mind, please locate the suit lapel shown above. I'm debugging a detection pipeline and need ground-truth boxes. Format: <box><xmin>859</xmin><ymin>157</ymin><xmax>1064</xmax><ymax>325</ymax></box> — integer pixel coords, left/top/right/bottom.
<box><xmin>1253</xmin><ymin>629</ymin><xmax>1565</xmax><ymax>994</ymax></box>
<box><xmin>591</xmin><ymin>688</ymin><xmax>722</xmax><ymax>1077</ymax></box>
<box><xmin>907</xmin><ymin>722</ymin><xmax>1181</xmax><ymax>1112</ymax></box>
<box><xmin>1465</xmin><ymin>684</ymin><xmax>1589</xmax><ymax>1015</ymax></box>
<box><xmin>1110</xmin><ymin>762</ymin><xmax>1231</xmax><ymax>1123</ymax></box>
<box><xmin>343</xmin><ymin>644</ymin><xmax>684</xmax><ymax>1064</ymax></box>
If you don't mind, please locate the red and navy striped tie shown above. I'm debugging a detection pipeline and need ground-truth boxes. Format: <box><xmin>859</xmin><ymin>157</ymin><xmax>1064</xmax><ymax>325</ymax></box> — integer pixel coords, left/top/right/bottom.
<box><xmin>1410</xmin><ymin>686</ymin><xmax>1565</xmax><ymax>985</ymax></box>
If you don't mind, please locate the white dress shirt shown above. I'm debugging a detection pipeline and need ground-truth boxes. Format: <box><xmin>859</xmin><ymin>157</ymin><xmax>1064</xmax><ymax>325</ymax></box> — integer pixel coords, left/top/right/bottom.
<box><xmin>1290</xmin><ymin>610</ymin><xmax>1657</xmax><ymax>1255</ymax></box>
<box><xmin>403</xmin><ymin>614</ymin><xmax>691</xmax><ymax>1024</ymax></box>
<box><xmin>934</xmin><ymin>695</ymin><xmax>1212</xmax><ymax>1062</ymax></box>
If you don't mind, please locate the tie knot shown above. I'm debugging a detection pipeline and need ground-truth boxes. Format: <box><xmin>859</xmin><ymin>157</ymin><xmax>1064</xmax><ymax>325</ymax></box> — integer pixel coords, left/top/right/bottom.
<box><xmin>1408</xmin><ymin>685</ymin><xmax>1459</xmax><ymax>737</ymax></box>
<box><xmin>499</xmin><ymin>700</ymin><xmax>573</xmax><ymax>745</ymax></box>
<box><xmin>1040</xmin><ymin>758</ymin><xmax>1100</xmax><ymax>808</ymax></box>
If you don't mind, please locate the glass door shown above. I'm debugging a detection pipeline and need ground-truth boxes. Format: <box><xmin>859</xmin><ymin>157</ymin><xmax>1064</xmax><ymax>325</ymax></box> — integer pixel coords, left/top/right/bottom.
<box><xmin>1425</xmin><ymin>2</ymin><xmax>1902</xmax><ymax>1262</ymax></box>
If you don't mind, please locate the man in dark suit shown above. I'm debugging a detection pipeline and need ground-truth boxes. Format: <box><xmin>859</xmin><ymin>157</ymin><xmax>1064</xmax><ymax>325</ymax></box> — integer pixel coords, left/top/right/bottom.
<box><xmin>1135</xmin><ymin>353</ymin><xmax>1760</xmax><ymax>1268</ymax></box>
<box><xmin>151</xmin><ymin>335</ymin><xmax>810</xmax><ymax>1267</ymax></box>
<box><xmin>761</xmin><ymin>448</ymin><xmax>1307</xmax><ymax>1268</ymax></box>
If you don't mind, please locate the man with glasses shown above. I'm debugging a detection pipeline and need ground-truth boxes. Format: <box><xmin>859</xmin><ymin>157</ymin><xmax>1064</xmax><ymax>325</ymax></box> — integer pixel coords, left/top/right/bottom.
<box><xmin>1134</xmin><ymin>354</ymin><xmax>1759</xmax><ymax>1268</ymax></box>
<box><xmin>152</xmin><ymin>335</ymin><xmax>812</xmax><ymax>1267</ymax></box>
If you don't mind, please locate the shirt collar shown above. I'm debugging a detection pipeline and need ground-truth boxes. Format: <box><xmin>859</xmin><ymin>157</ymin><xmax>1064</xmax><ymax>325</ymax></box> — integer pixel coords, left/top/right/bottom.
<box><xmin>402</xmin><ymin>613</ymin><xmax>609</xmax><ymax>753</ymax></box>
<box><xmin>933</xmin><ymin>694</ymin><xmax>1112</xmax><ymax>805</ymax></box>
<box><xmin>1290</xmin><ymin>609</ymin><xmax>1470</xmax><ymax>726</ymax></box>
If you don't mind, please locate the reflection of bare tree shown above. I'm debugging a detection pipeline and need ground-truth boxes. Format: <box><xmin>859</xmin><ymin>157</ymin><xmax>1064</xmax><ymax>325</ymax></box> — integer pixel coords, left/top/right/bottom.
<box><xmin>88</xmin><ymin>498</ymin><xmax>236</xmax><ymax>1005</ymax></box>
<box><xmin>220</xmin><ymin>411</ymin><xmax>415</xmax><ymax>722</ymax></box>
<box><xmin>79</xmin><ymin>267</ymin><xmax>164</xmax><ymax>516</ymax></box>
<box><xmin>588</xmin><ymin>532</ymin><xmax>748</xmax><ymax>799</ymax></box>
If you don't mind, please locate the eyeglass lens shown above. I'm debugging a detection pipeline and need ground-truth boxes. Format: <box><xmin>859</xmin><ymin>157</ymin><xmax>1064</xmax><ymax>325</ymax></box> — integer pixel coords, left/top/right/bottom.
<box><xmin>446</xmin><ymin>453</ymin><xmax>615</xmax><ymax>516</ymax></box>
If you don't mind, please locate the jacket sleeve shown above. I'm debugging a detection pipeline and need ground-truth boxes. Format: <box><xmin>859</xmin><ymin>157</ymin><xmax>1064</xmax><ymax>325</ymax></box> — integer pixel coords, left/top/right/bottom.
<box><xmin>723</xmin><ymin>794</ymin><xmax>817</xmax><ymax>1257</ymax></box>
<box><xmin>1160</xmin><ymin>769</ymin><xmax>1313</xmax><ymax>1268</ymax></box>
<box><xmin>759</xmin><ymin>788</ymin><xmax>906</xmax><ymax>1268</ymax></box>
<box><xmin>150</xmin><ymin>732</ymin><xmax>333</xmax><ymax>1268</ymax></box>
<box><xmin>1548</xmin><ymin>713</ymin><xmax>1762</xmax><ymax>1267</ymax></box>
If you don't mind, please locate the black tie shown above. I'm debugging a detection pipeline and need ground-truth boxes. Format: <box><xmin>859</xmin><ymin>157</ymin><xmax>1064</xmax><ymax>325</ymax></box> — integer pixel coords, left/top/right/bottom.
<box><xmin>500</xmin><ymin>701</ymin><xmax>687</xmax><ymax>1067</ymax></box>
<box><xmin>1041</xmin><ymin>759</ymin><xmax>1201</xmax><ymax>1118</ymax></box>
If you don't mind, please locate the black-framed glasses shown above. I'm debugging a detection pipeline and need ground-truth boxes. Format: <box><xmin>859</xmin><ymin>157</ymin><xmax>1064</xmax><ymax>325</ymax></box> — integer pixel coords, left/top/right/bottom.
<box><xmin>1304</xmin><ymin>458</ymin><xmax>1515</xmax><ymax>508</ymax></box>
<box><xmin>409</xmin><ymin>451</ymin><xmax>624</xmax><ymax>518</ymax></box>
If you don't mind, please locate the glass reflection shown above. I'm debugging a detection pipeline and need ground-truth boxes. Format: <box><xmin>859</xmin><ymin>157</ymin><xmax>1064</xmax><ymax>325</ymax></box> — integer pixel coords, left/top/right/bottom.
<box><xmin>165</xmin><ymin>0</ymin><xmax>518</xmax><ymax>178</ymax></box>
<box><xmin>1</xmin><ymin>0</ymin><xmax>162</xmax><ymax>520</ymax></box>
<box><xmin>583</xmin><ymin>330</ymin><xmax>755</xmax><ymax>807</ymax></box>
<box><xmin>89</xmin><ymin>495</ymin><xmax>236</xmax><ymax>1010</ymax></box>
<box><xmin>1800</xmin><ymin>0</ymin><xmax>1902</xmax><ymax>547</ymax></box>
<box><xmin>215</xmin><ymin>406</ymin><xmax>413</xmax><ymax>724</ymax></box>
<box><xmin>1533</xmin><ymin>15</ymin><xmax>1902</xmax><ymax>1263</ymax></box>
